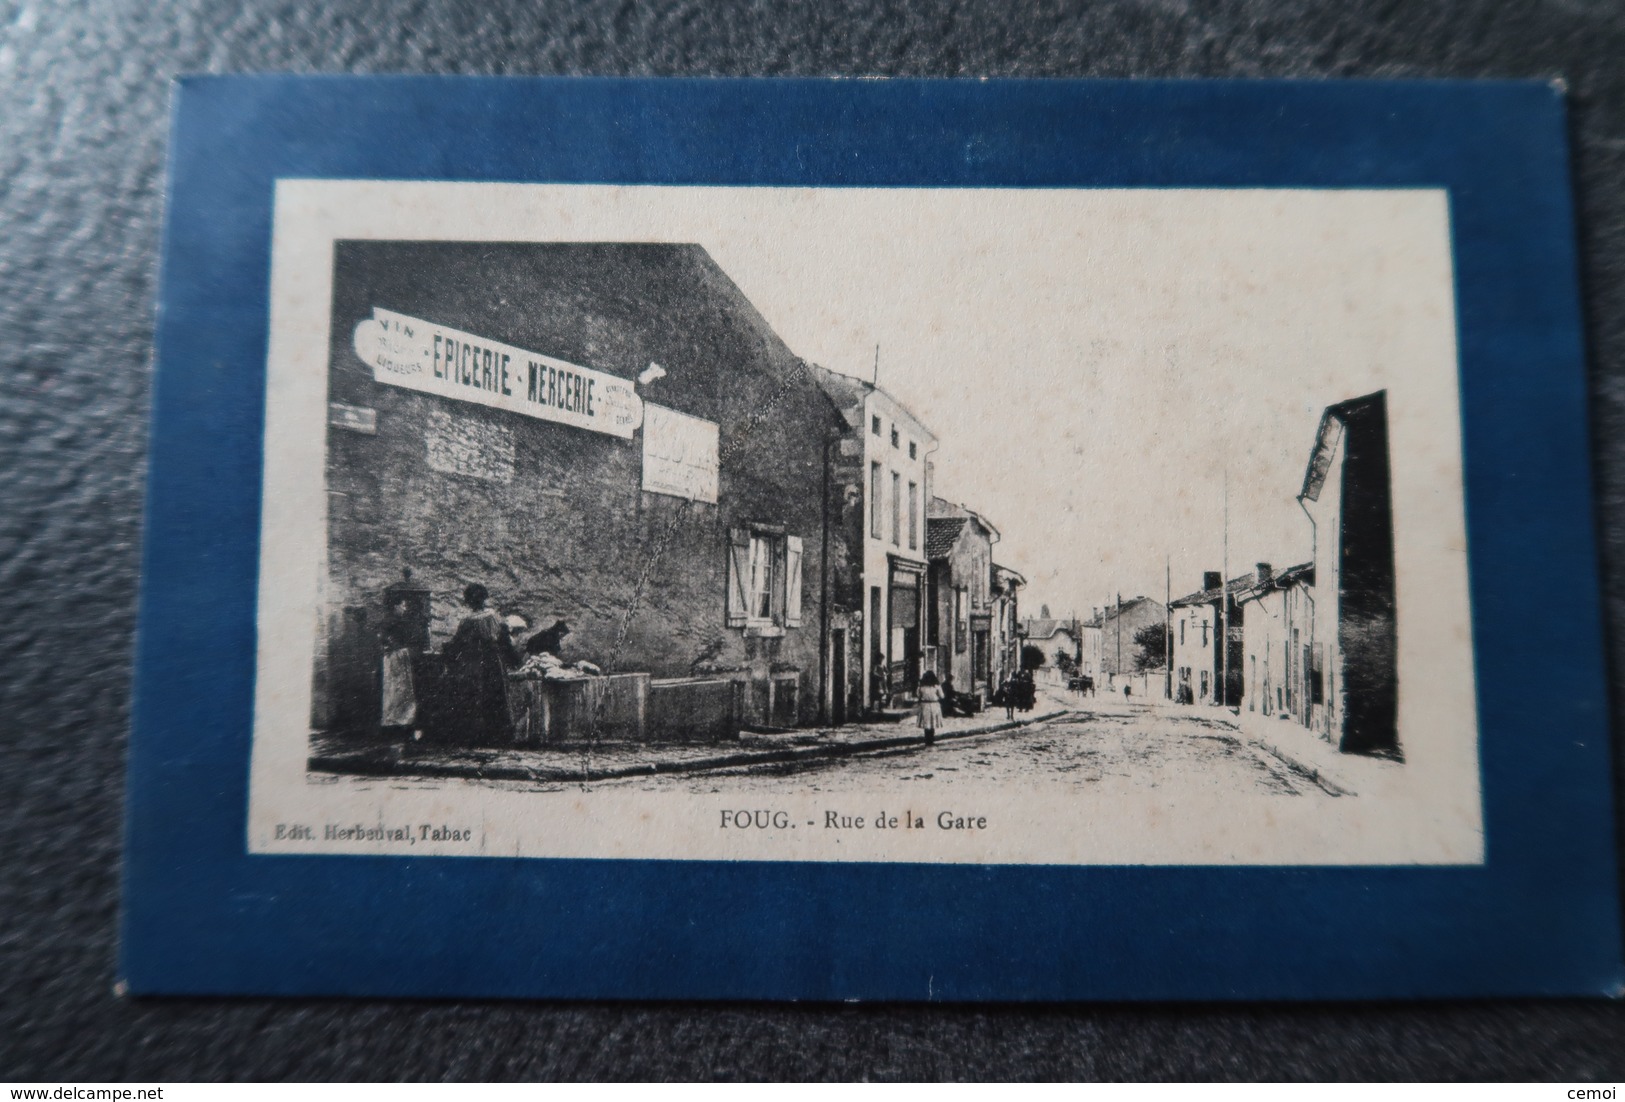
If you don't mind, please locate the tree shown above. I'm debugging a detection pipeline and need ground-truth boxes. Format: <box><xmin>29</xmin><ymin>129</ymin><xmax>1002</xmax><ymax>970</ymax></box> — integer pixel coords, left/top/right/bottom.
<box><xmin>1020</xmin><ymin>644</ymin><xmax>1047</xmax><ymax>671</ymax></box>
<box><xmin>1132</xmin><ymin>622</ymin><xmax>1167</xmax><ymax>672</ymax></box>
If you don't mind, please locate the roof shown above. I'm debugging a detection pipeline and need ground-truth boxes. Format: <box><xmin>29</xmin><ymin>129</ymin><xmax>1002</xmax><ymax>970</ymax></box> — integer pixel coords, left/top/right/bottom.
<box><xmin>1170</xmin><ymin>571</ymin><xmax>1264</xmax><ymax>610</ymax></box>
<box><xmin>1080</xmin><ymin>595</ymin><xmax>1160</xmax><ymax>628</ymax></box>
<box><xmin>806</xmin><ymin>362</ymin><xmax>939</xmax><ymax>444</ymax></box>
<box><xmin>925</xmin><ymin>517</ymin><xmax>968</xmax><ymax>560</ymax></box>
<box><xmin>1171</xmin><ymin>566</ymin><xmax>1312</xmax><ymax>610</ymax></box>
<box><xmin>1300</xmin><ymin>390</ymin><xmax>1387</xmax><ymax>502</ymax></box>
<box><xmin>1020</xmin><ymin>618</ymin><xmax>1077</xmax><ymax>641</ymax></box>
<box><xmin>927</xmin><ymin>496</ymin><xmax>1001</xmax><ymax>544</ymax></box>
<box><xmin>1234</xmin><ymin>562</ymin><xmax>1315</xmax><ymax>605</ymax></box>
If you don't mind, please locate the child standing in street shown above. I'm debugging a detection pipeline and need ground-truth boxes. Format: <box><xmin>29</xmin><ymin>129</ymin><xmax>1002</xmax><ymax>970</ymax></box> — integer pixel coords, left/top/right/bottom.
<box><xmin>917</xmin><ymin>670</ymin><xmax>944</xmax><ymax>746</ymax></box>
<box><xmin>998</xmin><ymin>675</ymin><xmax>1016</xmax><ymax>720</ymax></box>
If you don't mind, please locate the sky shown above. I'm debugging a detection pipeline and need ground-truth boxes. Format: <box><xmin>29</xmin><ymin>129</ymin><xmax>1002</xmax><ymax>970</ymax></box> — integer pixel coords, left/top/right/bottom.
<box><xmin>672</xmin><ymin>187</ymin><xmax>1462</xmax><ymax>618</ymax></box>
<box><xmin>363</xmin><ymin>183</ymin><xmax>1462</xmax><ymax>620</ymax></box>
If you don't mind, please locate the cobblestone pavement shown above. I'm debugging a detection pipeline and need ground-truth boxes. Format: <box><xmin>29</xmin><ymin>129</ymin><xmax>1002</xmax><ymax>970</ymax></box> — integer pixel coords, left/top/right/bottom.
<box><xmin>599</xmin><ymin>702</ymin><xmax>1322</xmax><ymax>797</ymax></box>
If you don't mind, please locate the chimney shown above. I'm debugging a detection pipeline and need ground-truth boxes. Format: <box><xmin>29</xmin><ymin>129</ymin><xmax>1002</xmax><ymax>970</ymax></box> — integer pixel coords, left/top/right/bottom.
<box><xmin>1256</xmin><ymin>562</ymin><xmax>1273</xmax><ymax>584</ymax></box>
<box><xmin>1202</xmin><ymin>571</ymin><xmax>1222</xmax><ymax>592</ymax></box>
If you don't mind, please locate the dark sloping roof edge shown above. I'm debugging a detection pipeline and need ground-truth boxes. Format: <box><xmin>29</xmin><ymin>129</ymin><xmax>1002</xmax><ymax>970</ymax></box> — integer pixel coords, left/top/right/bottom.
<box><xmin>1300</xmin><ymin>389</ymin><xmax>1388</xmax><ymax>503</ymax></box>
<box><xmin>993</xmin><ymin>563</ymin><xmax>1026</xmax><ymax>586</ymax></box>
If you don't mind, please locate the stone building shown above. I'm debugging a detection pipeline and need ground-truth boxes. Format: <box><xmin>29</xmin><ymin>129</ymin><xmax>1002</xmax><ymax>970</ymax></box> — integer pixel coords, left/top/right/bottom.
<box><xmin>1299</xmin><ymin>390</ymin><xmax>1399</xmax><ymax>756</ymax></box>
<box><xmin>315</xmin><ymin>241</ymin><xmax>849</xmax><ymax>736</ymax></box>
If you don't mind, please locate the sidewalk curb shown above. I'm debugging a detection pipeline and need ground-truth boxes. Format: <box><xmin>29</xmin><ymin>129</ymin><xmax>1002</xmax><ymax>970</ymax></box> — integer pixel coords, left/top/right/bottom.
<box><xmin>1248</xmin><ymin>736</ymin><xmax>1356</xmax><ymax>797</ymax></box>
<box><xmin>310</xmin><ymin>707</ymin><xmax>1076</xmax><ymax>784</ymax></box>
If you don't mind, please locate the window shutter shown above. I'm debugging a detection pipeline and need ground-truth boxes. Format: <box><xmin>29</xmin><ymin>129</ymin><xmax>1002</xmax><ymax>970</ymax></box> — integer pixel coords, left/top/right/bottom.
<box><xmin>784</xmin><ymin>536</ymin><xmax>804</xmax><ymax>628</ymax></box>
<box><xmin>726</xmin><ymin>528</ymin><xmax>750</xmax><ymax>627</ymax></box>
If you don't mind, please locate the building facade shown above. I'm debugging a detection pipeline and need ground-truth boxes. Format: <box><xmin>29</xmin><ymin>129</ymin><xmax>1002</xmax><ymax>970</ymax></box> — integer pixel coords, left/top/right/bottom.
<box><xmin>991</xmin><ymin>564</ymin><xmax>1026</xmax><ymax>692</ymax></box>
<box><xmin>316</xmin><ymin>242</ymin><xmax>848</xmax><ymax>737</ymax></box>
<box><xmin>924</xmin><ymin>500</ymin><xmax>1002</xmax><ymax>702</ymax></box>
<box><xmin>1299</xmin><ymin>390</ymin><xmax>1399</xmax><ymax>757</ymax></box>
<box><xmin>1169</xmin><ymin>571</ymin><xmax>1252</xmax><ymax>707</ymax></box>
<box><xmin>1236</xmin><ymin>562</ymin><xmax>1316</xmax><ymax>724</ymax></box>
<box><xmin>810</xmin><ymin>365</ymin><xmax>938</xmax><ymax>711</ymax></box>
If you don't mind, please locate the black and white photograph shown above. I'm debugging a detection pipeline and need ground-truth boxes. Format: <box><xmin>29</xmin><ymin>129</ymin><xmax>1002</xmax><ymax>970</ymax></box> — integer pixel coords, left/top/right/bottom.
<box><xmin>250</xmin><ymin>182</ymin><xmax>1481</xmax><ymax>864</ymax></box>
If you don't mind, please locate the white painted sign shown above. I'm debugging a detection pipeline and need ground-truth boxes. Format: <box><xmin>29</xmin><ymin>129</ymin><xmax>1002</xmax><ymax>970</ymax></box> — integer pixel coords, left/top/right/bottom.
<box><xmin>328</xmin><ymin>402</ymin><xmax>377</xmax><ymax>434</ymax></box>
<box><xmin>425</xmin><ymin>408</ymin><xmax>514</xmax><ymax>483</ymax></box>
<box><xmin>352</xmin><ymin>307</ymin><xmax>643</xmax><ymax>439</ymax></box>
<box><xmin>642</xmin><ymin>403</ymin><xmax>719</xmax><ymax>504</ymax></box>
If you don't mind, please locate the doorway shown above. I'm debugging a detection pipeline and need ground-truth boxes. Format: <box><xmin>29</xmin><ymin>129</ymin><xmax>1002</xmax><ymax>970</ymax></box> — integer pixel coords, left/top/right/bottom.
<box><xmin>830</xmin><ymin>628</ymin><xmax>847</xmax><ymax>726</ymax></box>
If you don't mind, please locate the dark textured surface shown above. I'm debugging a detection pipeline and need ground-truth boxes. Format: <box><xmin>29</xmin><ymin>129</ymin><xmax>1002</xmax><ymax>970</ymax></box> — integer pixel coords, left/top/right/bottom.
<box><xmin>2</xmin><ymin>0</ymin><xmax>1624</xmax><ymax>1082</ymax></box>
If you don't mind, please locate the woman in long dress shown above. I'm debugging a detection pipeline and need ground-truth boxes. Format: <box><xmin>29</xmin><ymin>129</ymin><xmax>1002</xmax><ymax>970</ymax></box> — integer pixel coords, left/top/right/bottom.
<box><xmin>917</xmin><ymin>670</ymin><xmax>944</xmax><ymax>746</ymax></box>
<box><xmin>441</xmin><ymin>583</ymin><xmax>518</xmax><ymax>745</ymax></box>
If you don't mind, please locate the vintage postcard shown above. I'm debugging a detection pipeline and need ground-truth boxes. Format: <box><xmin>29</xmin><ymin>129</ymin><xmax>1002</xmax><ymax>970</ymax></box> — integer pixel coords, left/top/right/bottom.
<box><xmin>253</xmin><ymin>182</ymin><xmax>1480</xmax><ymax>866</ymax></box>
<box><xmin>123</xmin><ymin>77</ymin><xmax>1620</xmax><ymax>999</ymax></box>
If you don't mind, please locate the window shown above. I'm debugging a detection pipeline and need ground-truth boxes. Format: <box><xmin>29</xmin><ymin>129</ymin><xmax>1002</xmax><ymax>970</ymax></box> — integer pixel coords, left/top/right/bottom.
<box><xmin>871</xmin><ymin>414</ymin><xmax>881</xmax><ymax>436</ymax></box>
<box><xmin>748</xmin><ymin>534</ymin><xmax>775</xmax><ymax>621</ymax></box>
<box><xmin>1179</xmin><ymin>620</ymin><xmax>1185</xmax><ymax>645</ymax></box>
<box><xmin>909</xmin><ymin>440</ymin><xmax>917</xmax><ymax>459</ymax></box>
<box><xmin>726</xmin><ymin>528</ymin><xmax>804</xmax><ymax>631</ymax></box>
<box><xmin>907</xmin><ymin>481</ymin><xmax>918</xmax><ymax>550</ymax></box>
<box><xmin>890</xmin><ymin>426</ymin><xmax>900</xmax><ymax>448</ymax></box>
<box><xmin>890</xmin><ymin>470</ymin><xmax>901</xmax><ymax>546</ymax></box>
<box><xmin>870</xmin><ymin>462</ymin><xmax>882</xmax><ymax>538</ymax></box>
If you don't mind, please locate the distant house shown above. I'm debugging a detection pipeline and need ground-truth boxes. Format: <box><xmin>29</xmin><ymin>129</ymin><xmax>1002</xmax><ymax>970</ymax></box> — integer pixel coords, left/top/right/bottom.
<box><xmin>1020</xmin><ymin>616</ymin><xmax>1081</xmax><ymax>672</ymax></box>
<box><xmin>1299</xmin><ymin>390</ymin><xmax>1398</xmax><ymax>757</ymax></box>
<box><xmin>1235</xmin><ymin>562</ymin><xmax>1316</xmax><ymax>725</ymax></box>
<box><xmin>1081</xmin><ymin>596</ymin><xmax>1168</xmax><ymax>685</ymax></box>
<box><xmin>1169</xmin><ymin>570</ymin><xmax>1262</xmax><ymax>707</ymax></box>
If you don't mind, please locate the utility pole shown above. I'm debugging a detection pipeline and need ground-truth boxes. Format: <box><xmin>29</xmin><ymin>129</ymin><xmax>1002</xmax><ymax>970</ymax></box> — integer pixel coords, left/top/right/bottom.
<box><xmin>1115</xmin><ymin>591</ymin><xmax>1123</xmax><ymax>678</ymax></box>
<box><xmin>873</xmin><ymin>344</ymin><xmax>880</xmax><ymax>386</ymax></box>
<box><xmin>1164</xmin><ymin>555</ymin><xmax>1172</xmax><ymax>702</ymax></box>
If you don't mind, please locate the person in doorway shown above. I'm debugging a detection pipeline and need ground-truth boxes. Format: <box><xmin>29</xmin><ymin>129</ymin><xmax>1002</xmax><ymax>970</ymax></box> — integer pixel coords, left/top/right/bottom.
<box><xmin>378</xmin><ymin>596</ymin><xmax>419</xmax><ymax>739</ymax></box>
<box><xmin>917</xmin><ymin>670</ymin><xmax>944</xmax><ymax>746</ymax></box>
<box><xmin>441</xmin><ymin>583</ymin><xmax>519</xmax><ymax>744</ymax></box>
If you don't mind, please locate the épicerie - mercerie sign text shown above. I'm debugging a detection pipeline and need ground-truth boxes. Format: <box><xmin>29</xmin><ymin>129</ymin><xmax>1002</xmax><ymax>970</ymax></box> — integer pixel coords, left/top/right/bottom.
<box><xmin>352</xmin><ymin>307</ymin><xmax>643</xmax><ymax>439</ymax></box>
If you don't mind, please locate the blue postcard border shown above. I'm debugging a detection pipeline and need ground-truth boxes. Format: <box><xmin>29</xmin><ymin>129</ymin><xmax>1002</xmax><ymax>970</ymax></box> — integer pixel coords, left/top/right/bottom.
<box><xmin>122</xmin><ymin>76</ymin><xmax>1622</xmax><ymax>1000</ymax></box>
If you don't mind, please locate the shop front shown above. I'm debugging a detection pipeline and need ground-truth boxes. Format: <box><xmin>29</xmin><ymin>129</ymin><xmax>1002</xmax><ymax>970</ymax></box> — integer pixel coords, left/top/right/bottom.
<box><xmin>887</xmin><ymin>558</ymin><xmax>926</xmax><ymax>700</ymax></box>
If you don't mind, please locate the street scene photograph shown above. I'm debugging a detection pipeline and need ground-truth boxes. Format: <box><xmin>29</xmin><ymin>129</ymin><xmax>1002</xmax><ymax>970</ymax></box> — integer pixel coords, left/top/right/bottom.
<box><xmin>248</xmin><ymin>182</ymin><xmax>1484</xmax><ymax>864</ymax></box>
